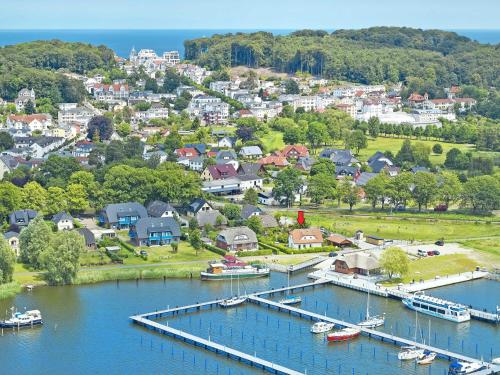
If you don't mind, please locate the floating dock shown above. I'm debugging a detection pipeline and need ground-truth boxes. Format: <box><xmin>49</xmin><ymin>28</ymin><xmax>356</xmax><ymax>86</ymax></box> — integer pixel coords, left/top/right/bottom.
<box><xmin>130</xmin><ymin>278</ymin><xmax>499</xmax><ymax>374</ymax></box>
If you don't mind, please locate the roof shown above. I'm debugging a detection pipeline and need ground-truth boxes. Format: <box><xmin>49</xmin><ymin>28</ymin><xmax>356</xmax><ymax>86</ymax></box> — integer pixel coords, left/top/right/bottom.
<box><xmin>52</xmin><ymin>212</ymin><xmax>73</xmax><ymax>223</ymax></box>
<box><xmin>241</xmin><ymin>204</ymin><xmax>262</xmax><ymax>220</ymax></box>
<box><xmin>196</xmin><ymin>210</ymin><xmax>227</xmax><ymax>227</ymax></box>
<box><xmin>367</xmin><ymin>151</ymin><xmax>386</xmax><ymax>164</ymax></box>
<box><xmin>259</xmin><ymin>214</ymin><xmax>279</xmax><ymax>228</ymax></box>
<box><xmin>101</xmin><ymin>202</ymin><xmax>147</xmax><ymax>223</ymax></box>
<box><xmin>289</xmin><ymin>228</ymin><xmax>323</xmax><ymax>244</ymax></box>
<box><xmin>216</xmin><ymin>150</ymin><xmax>237</xmax><ymax>161</ymax></box>
<box><xmin>76</xmin><ymin>228</ymin><xmax>96</xmax><ymax>245</ymax></box>
<box><xmin>368</xmin><ymin>159</ymin><xmax>391</xmax><ymax>173</ymax></box>
<box><xmin>327</xmin><ymin>234</ymin><xmax>353</xmax><ymax>245</ymax></box>
<box><xmin>8</xmin><ymin>114</ymin><xmax>50</xmax><ymax>123</ymax></box>
<box><xmin>9</xmin><ymin>209</ymin><xmax>37</xmax><ymax>226</ymax></box>
<box><xmin>188</xmin><ymin>198</ymin><xmax>210</xmax><ymax>214</ymax></box>
<box><xmin>238</xmin><ymin>163</ymin><xmax>264</xmax><ymax>176</ymax></box>
<box><xmin>4</xmin><ymin>231</ymin><xmax>19</xmax><ymax>239</ymax></box>
<box><xmin>207</xmin><ymin>164</ymin><xmax>237</xmax><ymax>180</ymax></box>
<box><xmin>257</xmin><ymin>155</ymin><xmax>289</xmax><ymax>167</ymax></box>
<box><xmin>328</xmin><ymin>149</ymin><xmax>357</xmax><ymax>165</ymax></box>
<box><xmin>184</xmin><ymin>143</ymin><xmax>207</xmax><ymax>154</ymax></box>
<box><xmin>335</xmin><ymin>252</ymin><xmax>380</xmax><ymax>270</ymax></box>
<box><xmin>134</xmin><ymin>217</ymin><xmax>181</xmax><ymax>240</ymax></box>
<box><xmin>146</xmin><ymin>200</ymin><xmax>177</xmax><ymax>217</ymax></box>
<box><xmin>355</xmin><ymin>172</ymin><xmax>378</xmax><ymax>186</ymax></box>
<box><xmin>281</xmin><ymin>145</ymin><xmax>309</xmax><ymax>158</ymax></box>
<box><xmin>239</xmin><ymin>146</ymin><xmax>263</xmax><ymax>156</ymax></box>
<box><xmin>217</xmin><ymin>226</ymin><xmax>258</xmax><ymax>245</ymax></box>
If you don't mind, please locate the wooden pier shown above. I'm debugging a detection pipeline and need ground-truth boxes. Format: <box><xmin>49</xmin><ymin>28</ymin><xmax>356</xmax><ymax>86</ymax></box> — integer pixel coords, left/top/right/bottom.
<box><xmin>248</xmin><ymin>295</ymin><xmax>500</xmax><ymax>373</ymax></box>
<box><xmin>131</xmin><ymin>315</ymin><xmax>304</xmax><ymax>375</ymax></box>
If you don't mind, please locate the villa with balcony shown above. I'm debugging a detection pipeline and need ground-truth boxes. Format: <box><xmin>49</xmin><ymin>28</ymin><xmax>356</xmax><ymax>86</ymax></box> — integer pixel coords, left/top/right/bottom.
<box><xmin>130</xmin><ymin>217</ymin><xmax>181</xmax><ymax>246</ymax></box>
<box><xmin>99</xmin><ymin>202</ymin><xmax>148</xmax><ymax>229</ymax></box>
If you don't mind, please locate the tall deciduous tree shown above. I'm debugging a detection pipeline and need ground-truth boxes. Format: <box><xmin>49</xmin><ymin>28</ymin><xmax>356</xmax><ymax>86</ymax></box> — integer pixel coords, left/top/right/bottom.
<box><xmin>307</xmin><ymin>173</ymin><xmax>337</xmax><ymax>205</ymax></box>
<box><xmin>0</xmin><ymin>238</ymin><xmax>16</xmax><ymax>284</ymax></box>
<box><xmin>243</xmin><ymin>188</ymin><xmax>259</xmax><ymax>205</ymax></box>
<box><xmin>46</xmin><ymin>186</ymin><xmax>68</xmax><ymax>215</ymax></box>
<box><xmin>41</xmin><ymin>230</ymin><xmax>84</xmax><ymax>285</ymax></box>
<box><xmin>87</xmin><ymin>115</ymin><xmax>113</xmax><ymax>141</ymax></box>
<box><xmin>189</xmin><ymin>229</ymin><xmax>202</xmax><ymax>255</ymax></box>
<box><xmin>438</xmin><ymin>171</ymin><xmax>462</xmax><ymax>207</ymax></box>
<box><xmin>412</xmin><ymin>172</ymin><xmax>438</xmax><ymax>211</ymax></box>
<box><xmin>461</xmin><ymin>175</ymin><xmax>500</xmax><ymax>212</ymax></box>
<box><xmin>379</xmin><ymin>246</ymin><xmax>409</xmax><ymax>279</ymax></box>
<box><xmin>0</xmin><ymin>182</ymin><xmax>21</xmax><ymax>222</ymax></box>
<box><xmin>21</xmin><ymin>181</ymin><xmax>48</xmax><ymax>213</ymax></box>
<box><xmin>19</xmin><ymin>216</ymin><xmax>53</xmax><ymax>269</ymax></box>
<box><xmin>246</xmin><ymin>215</ymin><xmax>263</xmax><ymax>235</ymax></box>
<box><xmin>273</xmin><ymin>168</ymin><xmax>302</xmax><ymax>208</ymax></box>
<box><xmin>344</xmin><ymin>130</ymin><xmax>368</xmax><ymax>155</ymax></box>
<box><xmin>364</xmin><ymin>173</ymin><xmax>389</xmax><ymax>209</ymax></box>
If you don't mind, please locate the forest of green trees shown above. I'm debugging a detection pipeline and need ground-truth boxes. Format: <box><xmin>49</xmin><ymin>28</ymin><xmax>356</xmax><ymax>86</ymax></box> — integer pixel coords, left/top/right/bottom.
<box><xmin>0</xmin><ymin>41</ymin><xmax>116</xmax><ymax>103</ymax></box>
<box><xmin>184</xmin><ymin>27</ymin><xmax>500</xmax><ymax>90</ymax></box>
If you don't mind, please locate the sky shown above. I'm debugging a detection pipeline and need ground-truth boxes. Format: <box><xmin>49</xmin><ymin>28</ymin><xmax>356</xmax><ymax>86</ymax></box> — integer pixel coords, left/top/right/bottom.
<box><xmin>0</xmin><ymin>0</ymin><xmax>498</xmax><ymax>30</ymax></box>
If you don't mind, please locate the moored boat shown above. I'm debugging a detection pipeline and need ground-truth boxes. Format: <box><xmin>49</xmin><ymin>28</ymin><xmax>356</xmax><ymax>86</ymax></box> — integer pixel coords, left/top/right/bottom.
<box><xmin>398</xmin><ymin>345</ymin><xmax>425</xmax><ymax>360</ymax></box>
<box><xmin>402</xmin><ymin>292</ymin><xmax>470</xmax><ymax>323</ymax></box>
<box><xmin>326</xmin><ymin>327</ymin><xmax>361</xmax><ymax>342</ymax></box>
<box><xmin>201</xmin><ymin>256</ymin><xmax>270</xmax><ymax>280</ymax></box>
<box><xmin>357</xmin><ymin>289</ymin><xmax>385</xmax><ymax>328</ymax></box>
<box><xmin>311</xmin><ymin>321</ymin><xmax>335</xmax><ymax>334</ymax></box>
<box><xmin>0</xmin><ymin>308</ymin><xmax>43</xmax><ymax>328</ymax></box>
<box><xmin>417</xmin><ymin>351</ymin><xmax>437</xmax><ymax>365</ymax></box>
<box><xmin>219</xmin><ymin>296</ymin><xmax>247</xmax><ymax>308</ymax></box>
<box><xmin>279</xmin><ymin>295</ymin><xmax>302</xmax><ymax>305</ymax></box>
<box><xmin>448</xmin><ymin>360</ymin><xmax>486</xmax><ymax>374</ymax></box>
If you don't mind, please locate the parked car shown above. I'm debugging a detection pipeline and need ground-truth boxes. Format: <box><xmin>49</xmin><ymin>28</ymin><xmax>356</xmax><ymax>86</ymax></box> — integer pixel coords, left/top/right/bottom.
<box><xmin>435</xmin><ymin>240</ymin><xmax>445</xmax><ymax>246</ymax></box>
<box><xmin>427</xmin><ymin>251</ymin><xmax>435</xmax><ymax>256</ymax></box>
<box><xmin>432</xmin><ymin>250</ymin><xmax>440</xmax><ymax>256</ymax></box>
<box><xmin>434</xmin><ymin>204</ymin><xmax>448</xmax><ymax>212</ymax></box>
<box><xmin>140</xmin><ymin>250</ymin><xmax>148</xmax><ymax>256</ymax></box>
<box><xmin>417</xmin><ymin>249</ymin><xmax>427</xmax><ymax>257</ymax></box>
<box><xmin>329</xmin><ymin>251</ymin><xmax>338</xmax><ymax>257</ymax></box>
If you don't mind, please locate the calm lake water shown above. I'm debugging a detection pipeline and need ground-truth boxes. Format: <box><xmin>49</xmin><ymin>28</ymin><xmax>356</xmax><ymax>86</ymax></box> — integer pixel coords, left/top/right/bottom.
<box><xmin>0</xmin><ymin>274</ymin><xmax>498</xmax><ymax>374</ymax></box>
<box><xmin>0</xmin><ymin>29</ymin><xmax>498</xmax><ymax>58</ymax></box>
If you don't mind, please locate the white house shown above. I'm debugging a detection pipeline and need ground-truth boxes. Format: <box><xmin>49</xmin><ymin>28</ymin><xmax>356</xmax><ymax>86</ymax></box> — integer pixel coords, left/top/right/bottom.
<box><xmin>52</xmin><ymin>212</ymin><xmax>74</xmax><ymax>231</ymax></box>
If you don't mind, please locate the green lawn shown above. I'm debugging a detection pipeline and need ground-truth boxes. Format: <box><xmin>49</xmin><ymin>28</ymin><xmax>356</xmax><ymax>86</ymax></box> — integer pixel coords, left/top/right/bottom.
<box><xmin>386</xmin><ymin>254</ymin><xmax>479</xmax><ymax>285</ymax></box>
<box><xmin>122</xmin><ymin>242</ymin><xmax>218</xmax><ymax>265</ymax></box>
<box><xmin>260</xmin><ymin>130</ymin><xmax>285</xmax><ymax>153</ymax></box>
<box><xmin>279</xmin><ymin>211</ymin><xmax>500</xmax><ymax>242</ymax></box>
<box><xmin>459</xmin><ymin>239</ymin><xmax>500</xmax><ymax>257</ymax></box>
<box><xmin>272</xmin><ymin>254</ymin><xmax>318</xmax><ymax>266</ymax></box>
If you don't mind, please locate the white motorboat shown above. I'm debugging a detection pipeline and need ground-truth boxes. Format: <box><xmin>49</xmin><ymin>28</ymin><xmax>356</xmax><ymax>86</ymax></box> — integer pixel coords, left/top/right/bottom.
<box><xmin>310</xmin><ymin>321</ymin><xmax>335</xmax><ymax>334</ymax></box>
<box><xmin>417</xmin><ymin>351</ymin><xmax>437</xmax><ymax>365</ymax></box>
<box><xmin>357</xmin><ymin>289</ymin><xmax>385</xmax><ymax>328</ymax></box>
<box><xmin>0</xmin><ymin>307</ymin><xmax>43</xmax><ymax>328</ymax></box>
<box><xmin>448</xmin><ymin>361</ymin><xmax>486</xmax><ymax>374</ymax></box>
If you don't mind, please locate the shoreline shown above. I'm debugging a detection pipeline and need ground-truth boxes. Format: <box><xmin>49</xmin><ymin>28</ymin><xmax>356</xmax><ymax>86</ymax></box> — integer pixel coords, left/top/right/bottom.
<box><xmin>0</xmin><ymin>263</ymin><xmax>206</xmax><ymax>300</ymax></box>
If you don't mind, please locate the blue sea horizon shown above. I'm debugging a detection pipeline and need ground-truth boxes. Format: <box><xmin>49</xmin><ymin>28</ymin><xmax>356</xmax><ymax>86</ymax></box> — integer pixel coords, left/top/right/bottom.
<box><xmin>0</xmin><ymin>28</ymin><xmax>498</xmax><ymax>58</ymax></box>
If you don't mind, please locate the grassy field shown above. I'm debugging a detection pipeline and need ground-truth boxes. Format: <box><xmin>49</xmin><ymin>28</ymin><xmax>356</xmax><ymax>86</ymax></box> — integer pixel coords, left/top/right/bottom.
<box><xmin>385</xmin><ymin>254</ymin><xmax>479</xmax><ymax>285</ymax></box>
<box><xmin>459</xmin><ymin>239</ymin><xmax>500</xmax><ymax>257</ymax></box>
<box><xmin>0</xmin><ymin>282</ymin><xmax>22</xmax><ymax>300</ymax></box>
<box><xmin>279</xmin><ymin>211</ymin><xmax>500</xmax><ymax>242</ymax></box>
<box><xmin>260</xmin><ymin>130</ymin><xmax>285</xmax><ymax>153</ymax></box>
<box><xmin>123</xmin><ymin>242</ymin><xmax>217</xmax><ymax>265</ymax></box>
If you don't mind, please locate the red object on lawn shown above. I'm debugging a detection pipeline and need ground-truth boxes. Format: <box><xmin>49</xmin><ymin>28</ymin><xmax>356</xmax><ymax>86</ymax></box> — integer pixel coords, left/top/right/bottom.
<box><xmin>297</xmin><ymin>210</ymin><xmax>305</xmax><ymax>225</ymax></box>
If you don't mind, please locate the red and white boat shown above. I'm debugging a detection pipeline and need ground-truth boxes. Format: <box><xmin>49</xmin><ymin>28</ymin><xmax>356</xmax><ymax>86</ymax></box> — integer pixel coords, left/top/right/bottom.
<box><xmin>327</xmin><ymin>327</ymin><xmax>361</xmax><ymax>342</ymax></box>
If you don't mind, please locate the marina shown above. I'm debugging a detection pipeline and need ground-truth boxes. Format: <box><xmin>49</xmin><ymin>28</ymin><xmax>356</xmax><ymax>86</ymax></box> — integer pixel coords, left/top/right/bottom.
<box><xmin>130</xmin><ymin>277</ymin><xmax>500</xmax><ymax>374</ymax></box>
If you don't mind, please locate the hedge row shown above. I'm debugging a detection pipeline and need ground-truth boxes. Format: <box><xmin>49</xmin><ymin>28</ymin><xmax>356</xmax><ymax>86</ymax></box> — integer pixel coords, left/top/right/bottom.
<box><xmin>259</xmin><ymin>241</ymin><xmax>335</xmax><ymax>255</ymax></box>
<box><xmin>236</xmin><ymin>249</ymin><xmax>273</xmax><ymax>257</ymax></box>
<box><xmin>203</xmin><ymin>243</ymin><xmax>227</xmax><ymax>256</ymax></box>
<box><xmin>119</xmin><ymin>240</ymin><xmax>136</xmax><ymax>253</ymax></box>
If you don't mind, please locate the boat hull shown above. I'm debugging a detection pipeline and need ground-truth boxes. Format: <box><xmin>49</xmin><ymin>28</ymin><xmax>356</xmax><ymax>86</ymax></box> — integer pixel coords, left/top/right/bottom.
<box><xmin>327</xmin><ymin>329</ymin><xmax>361</xmax><ymax>342</ymax></box>
<box><xmin>201</xmin><ymin>271</ymin><xmax>270</xmax><ymax>280</ymax></box>
<box><xmin>279</xmin><ymin>298</ymin><xmax>302</xmax><ymax>305</ymax></box>
<box><xmin>0</xmin><ymin>319</ymin><xmax>43</xmax><ymax>328</ymax></box>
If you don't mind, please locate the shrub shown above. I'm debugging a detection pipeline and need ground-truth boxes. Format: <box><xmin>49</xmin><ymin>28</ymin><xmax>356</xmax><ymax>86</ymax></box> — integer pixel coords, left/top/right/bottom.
<box><xmin>203</xmin><ymin>243</ymin><xmax>227</xmax><ymax>256</ymax></box>
<box><xmin>236</xmin><ymin>249</ymin><xmax>273</xmax><ymax>257</ymax></box>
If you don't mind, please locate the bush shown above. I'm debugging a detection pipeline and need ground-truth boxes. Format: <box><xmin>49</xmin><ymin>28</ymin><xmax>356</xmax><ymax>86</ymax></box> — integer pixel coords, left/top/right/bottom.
<box><xmin>119</xmin><ymin>240</ymin><xmax>135</xmax><ymax>253</ymax></box>
<box><xmin>203</xmin><ymin>243</ymin><xmax>227</xmax><ymax>256</ymax></box>
<box><xmin>236</xmin><ymin>249</ymin><xmax>273</xmax><ymax>257</ymax></box>
<box><xmin>258</xmin><ymin>241</ymin><xmax>335</xmax><ymax>254</ymax></box>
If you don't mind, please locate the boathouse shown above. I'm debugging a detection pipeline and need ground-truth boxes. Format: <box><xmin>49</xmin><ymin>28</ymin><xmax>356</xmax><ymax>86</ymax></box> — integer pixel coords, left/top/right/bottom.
<box><xmin>333</xmin><ymin>252</ymin><xmax>381</xmax><ymax>276</ymax></box>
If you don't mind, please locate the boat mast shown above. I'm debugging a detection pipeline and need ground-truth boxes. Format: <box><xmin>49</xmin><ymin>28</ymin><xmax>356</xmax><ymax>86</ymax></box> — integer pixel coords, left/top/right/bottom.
<box><xmin>366</xmin><ymin>289</ymin><xmax>370</xmax><ymax>320</ymax></box>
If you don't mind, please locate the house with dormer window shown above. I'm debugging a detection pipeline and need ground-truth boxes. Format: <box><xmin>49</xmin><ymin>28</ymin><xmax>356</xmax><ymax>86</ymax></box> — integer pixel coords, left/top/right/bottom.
<box><xmin>99</xmin><ymin>202</ymin><xmax>148</xmax><ymax>229</ymax></box>
<box><xmin>130</xmin><ymin>217</ymin><xmax>181</xmax><ymax>246</ymax></box>
<box><xmin>216</xmin><ymin>226</ymin><xmax>258</xmax><ymax>252</ymax></box>
<box><xmin>288</xmin><ymin>228</ymin><xmax>323</xmax><ymax>249</ymax></box>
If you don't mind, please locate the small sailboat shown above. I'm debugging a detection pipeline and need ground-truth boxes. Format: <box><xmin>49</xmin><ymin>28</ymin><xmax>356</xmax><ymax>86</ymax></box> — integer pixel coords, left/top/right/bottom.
<box><xmin>357</xmin><ymin>289</ymin><xmax>385</xmax><ymax>328</ymax></box>
<box><xmin>398</xmin><ymin>309</ymin><xmax>424</xmax><ymax>360</ymax></box>
<box><xmin>311</xmin><ymin>321</ymin><xmax>335</xmax><ymax>334</ymax></box>
<box><xmin>327</xmin><ymin>327</ymin><xmax>361</xmax><ymax>342</ymax></box>
<box><xmin>279</xmin><ymin>270</ymin><xmax>302</xmax><ymax>305</ymax></box>
<box><xmin>417</xmin><ymin>351</ymin><xmax>437</xmax><ymax>365</ymax></box>
<box><xmin>219</xmin><ymin>275</ymin><xmax>246</xmax><ymax>308</ymax></box>
<box><xmin>448</xmin><ymin>360</ymin><xmax>486</xmax><ymax>374</ymax></box>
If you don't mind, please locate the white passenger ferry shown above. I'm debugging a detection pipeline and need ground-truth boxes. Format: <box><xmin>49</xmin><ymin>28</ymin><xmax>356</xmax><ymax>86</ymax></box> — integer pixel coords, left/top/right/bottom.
<box><xmin>402</xmin><ymin>292</ymin><xmax>470</xmax><ymax>323</ymax></box>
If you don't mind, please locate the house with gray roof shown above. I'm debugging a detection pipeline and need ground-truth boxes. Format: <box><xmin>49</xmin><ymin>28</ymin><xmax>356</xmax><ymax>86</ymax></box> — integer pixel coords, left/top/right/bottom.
<box><xmin>320</xmin><ymin>148</ymin><xmax>358</xmax><ymax>166</ymax></box>
<box><xmin>130</xmin><ymin>217</ymin><xmax>181</xmax><ymax>246</ymax></box>
<box><xmin>196</xmin><ymin>210</ymin><xmax>227</xmax><ymax>228</ymax></box>
<box><xmin>241</xmin><ymin>204</ymin><xmax>262</xmax><ymax>220</ymax></box>
<box><xmin>333</xmin><ymin>252</ymin><xmax>381</xmax><ymax>276</ymax></box>
<box><xmin>9</xmin><ymin>209</ymin><xmax>37</xmax><ymax>228</ymax></box>
<box><xmin>239</xmin><ymin>146</ymin><xmax>263</xmax><ymax>159</ymax></box>
<box><xmin>52</xmin><ymin>212</ymin><xmax>74</xmax><ymax>231</ymax></box>
<box><xmin>237</xmin><ymin>162</ymin><xmax>266</xmax><ymax>176</ymax></box>
<box><xmin>99</xmin><ymin>202</ymin><xmax>148</xmax><ymax>229</ymax></box>
<box><xmin>76</xmin><ymin>228</ymin><xmax>96</xmax><ymax>250</ymax></box>
<box><xmin>355</xmin><ymin>172</ymin><xmax>378</xmax><ymax>186</ymax></box>
<box><xmin>186</xmin><ymin>198</ymin><xmax>212</xmax><ymax>217</ymax></box>
<box><xmin>367</xmin><ymin>151</ymin><xmax>394</xmax><ymax>173</ymax></box>
<box><xmin>216</xmin><ymin>226</ymin><xmax>258</xmax><ymax>252</ymax></box>
<box><xmin>147</xmin><ymin>201</ymin><xmax>178</xmax><ymax>218</ymax></box>
<box><xmin>215</xmin><ymin>150</ymin><xmax>237</xmax><ymax>163</ymax></box>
